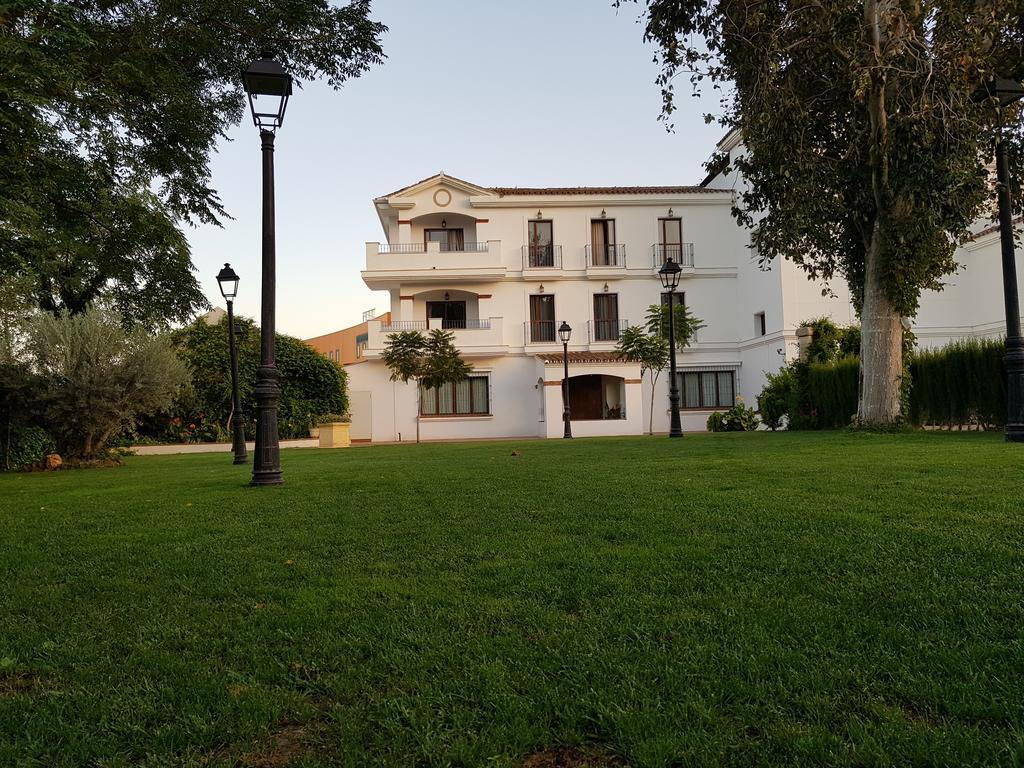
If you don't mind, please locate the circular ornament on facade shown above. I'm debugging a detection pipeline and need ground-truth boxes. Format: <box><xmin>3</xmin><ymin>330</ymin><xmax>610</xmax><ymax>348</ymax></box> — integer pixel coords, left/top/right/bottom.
<box><xmin>433</xmin><ymin>189</ymin><xmax>452</xmax><ymax>207</ymax></box>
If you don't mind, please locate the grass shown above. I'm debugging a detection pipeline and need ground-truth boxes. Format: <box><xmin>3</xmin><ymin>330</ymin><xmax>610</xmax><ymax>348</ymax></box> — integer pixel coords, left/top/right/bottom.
<box><xmin>1</xmin><ymin>431</ymin><xmax>1022</xmax><ymax>767</ymax></box>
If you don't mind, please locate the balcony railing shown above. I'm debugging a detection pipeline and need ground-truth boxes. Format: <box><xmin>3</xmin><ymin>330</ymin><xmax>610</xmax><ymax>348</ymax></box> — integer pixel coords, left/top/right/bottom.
<box><xmin>586</xmin><ymin>243</ymin><xmax>626</xmax><ymax>267</ymax></box>
<box><xmin>652</xmin><ymin>243</ymin><xmax>695</xmax><ymax>268</ymax></box>
<box><xmin>380</xmin><ymin>320</ymin><xmax>427</xmax><ymax>332</ymax></box>
<box><xmin>588</xmin><ymin>319</ymin><xmax>630</xmax><ymax>343</ymax></box>
<box><xmin>439</xmin><ymin>241</ymin><xmax>489</xmax><ymax>253</ymax></box>
<box><xmin>378</xmin><ymin>243</ymin><xmax>427</xmax><ymax>254</ymax></box>
<box><xmin>427</xmin><ymin>318</ymin><xmax>492</xmax><ymax>330</ymax></box>
<box><xmin>525</xmin><ymin>320</ymin><xmax>556</xmax><ymax>343</ymax></box>
<box><xmin>522</xmin><ymin>244</ymin><xmax>562</xmax><ymax>269</ymax></box>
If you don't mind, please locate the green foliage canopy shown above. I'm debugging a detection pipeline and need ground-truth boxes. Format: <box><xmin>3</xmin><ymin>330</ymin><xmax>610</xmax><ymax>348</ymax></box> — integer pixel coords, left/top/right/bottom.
<box><xmin>25</xmin><ymin>308</ymin><xmax>189</xmax><ymax>458</ymax></box>
<box><xmin>621</xmin><ymin>0</ymin><xmax>1023</xmax><ymax>423</ymax></box>
<box><xmin>166</xmin><ymin>316</ymin><xmax>348</xmax><ymax>441</ymax></box>
<box><xmin>1</xmin><ymin>0</ymin><xmax>386</xmax><ymax>327</ymax></box>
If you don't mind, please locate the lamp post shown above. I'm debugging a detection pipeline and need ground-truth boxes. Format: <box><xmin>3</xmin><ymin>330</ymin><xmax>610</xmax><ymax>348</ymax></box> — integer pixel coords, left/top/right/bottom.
<box><xmin>659</xmin><ymin>257</ymin><xmax>683</xmax><ymax>438</ymax></box>
<box><xmin>216</xmin><ymin>263</ymin><xmax>248</xmax><ymax>465</ymax></box>
<box><xmin>974</xmin><ymin>78</ymin><xmax>1024</xmax><ymax>441</ymax></box>
<box><xmin>558</xmin><ymin>321</ymin><xmax>573</xmax><ymax>438</ymax></box>
<box><xmin>243</xmin><ymin>56</ymin><xmax>292</xmax><ymax>485</ymax></box>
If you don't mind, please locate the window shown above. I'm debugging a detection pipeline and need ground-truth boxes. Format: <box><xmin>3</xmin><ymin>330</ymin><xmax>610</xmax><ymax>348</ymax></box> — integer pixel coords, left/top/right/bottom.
<box><xmin>335</xmin><ymin>348</ymin><xmax>340</xmax><ymax>361</ymax></box>
<box><xmin>529</xmin><ymin>294</ymin><xmax>555</xmax><ymax>342</ymax></box>
<box><xmin>754</xmin><ymin>312</ymin><xmax>766</xmax><ymax>337</ymax></box>
<box><xmin>593</xmin><ymin>294</ymin><xmax>620</xmax><ymax>341</ymax></box>
<box><xmin>528</xmin><ymin>220</ymin><xmax>554</xmax><ymax>266</ymax></box>
<box><xmin>658</xmin><ymin>217</ymin><xmax>683</xmax><ymax>263</ymax></box>
<box><xmin>678</xmin><ymin>370</ymin><xmax>736</xmax><ymax>409</ymax></box>
<box><xmin>425</xmin><ymin>228</ymin><xmax>465</xmax><ymax>252</ymax></box>
<box><xmin>420</xmin><ymin>375</ymin><xmax>490</xmax><ymax>416</ymax></box>
<box><xmin>590</xmin><ymin>219</ymin><xmax>616</xmax><ymax>265</ymax></box>
<box><xmin>355</xmin><ymin>334</ymin><xmax>368</xmax><ymax>358</ymax></box>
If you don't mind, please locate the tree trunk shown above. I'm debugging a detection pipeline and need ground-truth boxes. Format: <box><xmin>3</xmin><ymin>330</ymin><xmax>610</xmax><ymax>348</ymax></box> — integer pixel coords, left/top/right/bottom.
<box><xmin>858</xmin><ymin>232</ymin><xmax>904</xmax><ymax>425</ymax></box>
<box><xmin>858</xmin><ymin>0</ymin><xmax>903</xmax><ymax>426</ymax></box>
<box><xmin>649</xmin><ymin>370</ymin><xmax>661</xmax><ymax>435</ymax></box>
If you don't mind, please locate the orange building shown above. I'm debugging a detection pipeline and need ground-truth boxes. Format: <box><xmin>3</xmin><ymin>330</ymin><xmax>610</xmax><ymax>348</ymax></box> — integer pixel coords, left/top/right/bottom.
<box><xmin>305</xmin><ymin>311</ymin><xmax>391</xmax><ymax>366</ymax></box>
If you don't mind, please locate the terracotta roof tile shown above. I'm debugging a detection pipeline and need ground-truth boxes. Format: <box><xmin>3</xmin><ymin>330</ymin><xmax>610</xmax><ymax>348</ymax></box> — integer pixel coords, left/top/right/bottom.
<box><xmin>537</xmin><ymin>352</ymin><xmax>632</xmax><ymax>364</ymax></box>
<box><xmin>490</xmin><ymin>185</ymin><xmax>728</xmax><ymax>196</ymax></box>
<box><xmin>971</xmin><ymin>216</ymin><xmax>1022</xmax><ymax>241</ymax></box>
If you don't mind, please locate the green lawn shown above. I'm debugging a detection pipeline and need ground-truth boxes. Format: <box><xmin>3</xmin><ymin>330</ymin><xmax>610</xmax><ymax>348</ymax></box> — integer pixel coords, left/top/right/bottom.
<box><xmin>1</xmin><ymin>432</ymin><xmax>1022</xmax><ymax>767</ymax></box>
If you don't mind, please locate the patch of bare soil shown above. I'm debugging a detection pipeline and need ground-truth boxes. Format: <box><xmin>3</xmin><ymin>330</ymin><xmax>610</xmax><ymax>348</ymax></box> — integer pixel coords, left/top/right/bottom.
<box><xmin>522</xmin><ymin>746</ymin><xmax>625</xmax><ymax>768</ymax></box>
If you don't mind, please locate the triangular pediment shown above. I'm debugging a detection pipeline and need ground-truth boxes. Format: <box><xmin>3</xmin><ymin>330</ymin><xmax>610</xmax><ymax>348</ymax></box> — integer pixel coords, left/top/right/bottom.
<box><xmin>375</xmin><ymin>172</ymin><xmax>495</xmax><ymax>202</ymax></box>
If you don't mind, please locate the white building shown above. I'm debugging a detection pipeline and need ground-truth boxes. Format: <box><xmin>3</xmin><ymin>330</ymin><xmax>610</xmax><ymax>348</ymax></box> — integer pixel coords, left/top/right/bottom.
<box><xmin>345</xmin><ymin>170</ymin><xmax>854</xmax><ymax>442</ymax></box>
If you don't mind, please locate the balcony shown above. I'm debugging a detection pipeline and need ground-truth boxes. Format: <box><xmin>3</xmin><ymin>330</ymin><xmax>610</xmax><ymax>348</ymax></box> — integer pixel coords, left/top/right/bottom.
<box><xmin>587</xmin><ymin>319</ymin><xmax>630</xmax><ymax>344</ymax></box>
<box><xmin>585</xmin><ymin>244</ymin><xmax>626</xmax><ymax>267</ymax></box>
<box><xmin>652</xmin><ymin>243</ymin><xmax>695</xmax><ymax>269</ymax></box>
<box><xmin>363</xmin><ymin>240</ymin><xmax>505</xmax><ymax>287</ymax></box>
<box><xmin>521</xmin><ymin>244</ymin><xmax>562</xmax><ymax>270</ymax></box>
<box><xmin>365</xmin><ymin>317</ymin><xmax>506</xmax><ymax>357</ymax></box>
<box><xmin>524</xmin><ymin>320</ymin><xmax>557</xmax><ymax>345</ymax></box>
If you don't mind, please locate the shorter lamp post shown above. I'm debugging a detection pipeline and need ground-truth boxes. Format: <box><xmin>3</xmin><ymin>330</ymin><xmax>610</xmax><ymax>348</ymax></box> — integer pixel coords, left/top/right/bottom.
<box><xmin>216</xmin><ymin>263</ymin><xmax>248</xmax><ymax>465</ymax></box>
<box><xmin>659</xmin><ymin>257</ymin><xmax>683</xmax><ymax>438</ymax></box>
<box><xmin>558</xmin><ymin>321</ymin><xmax>573</xmax><ymax>438</ymax></box>
<box><xmin>973</xmin><ymin>77</ymin><xmax>1024</xmax><ymax>441</ymax></box>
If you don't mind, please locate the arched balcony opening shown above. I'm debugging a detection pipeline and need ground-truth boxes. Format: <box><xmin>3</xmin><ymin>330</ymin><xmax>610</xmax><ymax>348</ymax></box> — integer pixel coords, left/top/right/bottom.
<box><xmin>409</xmin><ymin>212</ymin><xmax>484</xmax><ymax>253</ymax></box>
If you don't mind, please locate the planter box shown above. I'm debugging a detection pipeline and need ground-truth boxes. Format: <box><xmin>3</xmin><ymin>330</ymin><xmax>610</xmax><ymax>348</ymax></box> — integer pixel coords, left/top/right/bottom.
<box><xmin>318</xmin><ymin>422</ymin><xmax>351</xmax><ymax>449</ymax></box>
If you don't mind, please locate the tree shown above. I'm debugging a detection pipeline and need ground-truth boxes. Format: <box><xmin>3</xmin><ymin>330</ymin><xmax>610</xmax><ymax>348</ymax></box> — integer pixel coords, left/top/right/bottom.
<box><xmin>381</xmin><ymin>329</ymin><xmax>472</xmax><ymax>443</ymax></box>
<box><xmin>163</xmin><ymin>315</ymin><xmax>348</xmax><ymax>442</ymax></box>
<box><xmin>645</xmin><ymin>302</ymin><xmax>705</xmax><ymax>350</ymax></box>
<box><xmin>24</xmin><ymin>308</ymin><xmax>188</xmax><ymax>458</ymax></box>
<box><xmin>616</xmin><ymin>326</ymin><xmax>669</xmax><ymax>434</ymax></box>
<box><xmin>619</xmin><ymin>0</ymin><xmax>1023</xmax><ymax>426</ymax></box>
<box><xmin>1</xmin><ymin>0</ymin><xmax>387</xmax><ymax>327</ymax></box>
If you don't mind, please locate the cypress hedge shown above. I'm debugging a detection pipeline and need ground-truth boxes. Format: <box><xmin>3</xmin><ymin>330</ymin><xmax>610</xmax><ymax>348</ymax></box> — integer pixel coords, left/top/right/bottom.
<box><xmin>761</xmin><ymin>337</ymin><xmax>1006</xmax><ymax>430</ymax></box>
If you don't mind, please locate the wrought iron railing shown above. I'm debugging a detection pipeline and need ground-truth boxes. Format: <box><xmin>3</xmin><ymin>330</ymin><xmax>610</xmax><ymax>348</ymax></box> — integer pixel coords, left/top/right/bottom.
<box><xmin>586</xmin><ymin>243</ymin><xmax>626</xmax><ymax>267</ymax></box>
<box><xmin>431</xmin><ymin>318</ymin><xmax>492</xmax><ymax>330</ymax></box>
<box><xmin>377</xmin><ymin>243</ymin><xmax>427</xmax><ymax>254</ymax></box>
<box><xmin>588</xmin><ymin>319</ymin><xmax>630</xmax><ymax>343</ymax></box>
<box><xmin>524</xmin><ymin>320</ymin><xmax>556</xmax><ymax>343</ymax></box>
<box><xmin>379</xmin><ymin>321</ymin><xmax>427</xmax><ymax>332</ymax></box>
<box><xmin>652</xmin><ymin>242</ymin><xmax>695</xmax><ymax>267</ymax></box>
<box><xmin>439</xmin><ymin>241</ymin><xmax>489</xmax><ymax>253</ymax></box>
<box><xmin>522</xmin><ymin>244</ymin><xmax>562</xmax><ymax>269</ymax></box>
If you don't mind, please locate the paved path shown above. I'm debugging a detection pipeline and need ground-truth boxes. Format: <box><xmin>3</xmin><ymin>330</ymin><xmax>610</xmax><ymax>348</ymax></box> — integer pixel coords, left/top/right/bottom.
<box><xmin>132</xmin><ymin>439</ymin><xmax>318</xmax><ymax>456</ymax></box>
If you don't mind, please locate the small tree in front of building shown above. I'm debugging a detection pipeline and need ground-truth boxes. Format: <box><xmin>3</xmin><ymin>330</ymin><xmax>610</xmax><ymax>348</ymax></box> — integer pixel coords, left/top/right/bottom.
<box><xmin>381</xmin><ymin>329</ymin><xmax>472</xmax><ymax>443</ymax></box>
<box><xmin>646</xmin><ymin>302</ymin><xmax>705</xmax><ymax>351</ymax></box>
<box><xmin>616</xmin><ymin>327</ymin><xmax>669</xmax><ymax>435</ymax></box>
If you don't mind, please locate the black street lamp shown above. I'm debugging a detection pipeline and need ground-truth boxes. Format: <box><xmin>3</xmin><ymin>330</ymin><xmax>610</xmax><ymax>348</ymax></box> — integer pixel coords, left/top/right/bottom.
<box><xmin>659</xmin><ymin>257</ymin><xmax>683</xmax><ymax>438</ymax></box>
<box><xmin>558</xmin><ymin>321</ymin><xmax>573</xmax><ymax>439</ymax></box>
<box><xmin>216</xmin><ymin>263</ymin><xmax>248</xmax><ymax>465</ymax></box>
<box><xmin>974</xmin><ymin>78</ymin><xmax>1024</xmax><ymax>441</ymax></box>
<box><xmin>243</xmin><ymin>56</ymin><xmax>292</xmax><ymax>485</ymax></box>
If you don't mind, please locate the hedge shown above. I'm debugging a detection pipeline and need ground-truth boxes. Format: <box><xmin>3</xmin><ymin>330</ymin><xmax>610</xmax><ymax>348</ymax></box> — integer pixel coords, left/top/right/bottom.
<box><xmin>770</xmin><ymin>337</ymin><xmax>1006</xmax><ymax>429</ymax></box>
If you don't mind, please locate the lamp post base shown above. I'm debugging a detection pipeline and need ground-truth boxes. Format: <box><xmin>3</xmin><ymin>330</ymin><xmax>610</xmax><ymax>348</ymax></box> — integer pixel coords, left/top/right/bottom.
<box><xmin>251</xmin><ymin>365</ymin><xmax>283</xmax><ymax>486</ymax></box>
<box><xmin>1006</xmin><ymin>335</ymin><xmax>1024</xmax><ymax>442</ymax></box>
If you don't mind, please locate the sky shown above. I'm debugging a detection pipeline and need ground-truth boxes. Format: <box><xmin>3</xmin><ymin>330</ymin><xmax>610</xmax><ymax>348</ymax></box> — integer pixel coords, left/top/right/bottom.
<box><xmin>186</xmin><ymin>0</ymin><xmax>726</xmax><ymax>339</ymax></box>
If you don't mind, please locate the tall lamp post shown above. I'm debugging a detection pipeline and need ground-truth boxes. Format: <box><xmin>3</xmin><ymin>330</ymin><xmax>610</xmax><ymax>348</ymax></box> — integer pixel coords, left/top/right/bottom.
<box><xmin>243</xmin><ymin>57</ymin><xmax>292</xmax><ymax>485</ymax></box>
<box><xmin>659</xmin><ymin>257</ymin><xmax>683</xmax><ymax>438</ymax></box>
<box><xmin>974</xmin><ymin>78</ymin><xmax>1024</xmax><ymax>441</ymax></box>
<box><xmin>216</xmin><ymin>263</ymin><xmax>248</xmax><ymax>465</ymax></box>
<box><xmin>558</xmin><ymin>321</ymin><xmax>573</xmax><ymax>438</ymax></box>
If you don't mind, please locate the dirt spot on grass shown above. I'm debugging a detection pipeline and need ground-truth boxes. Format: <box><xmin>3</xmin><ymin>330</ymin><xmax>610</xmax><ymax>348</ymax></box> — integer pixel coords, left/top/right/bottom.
<box><xmin>0</xmin><ymin>671</ymin><xmax>45</xmax><ymax>697</ymax></box>
<box><xmin>522</xmin><ymin>746</ymin><xmax>625</xmax><ymax>767</ymax></box>
<box><xmin>239</xmin><ymin>724</ymin><xmax>309</xmax><ymax>767</ymax></box>
<box><xmin>898</xmin><ymin>700</ymin><xmax>942</xmax><ymax>726</ymax></box>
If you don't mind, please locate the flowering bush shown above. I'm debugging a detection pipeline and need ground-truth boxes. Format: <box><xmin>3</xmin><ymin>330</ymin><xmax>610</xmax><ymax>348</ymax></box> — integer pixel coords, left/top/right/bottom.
<box><xmin>707</xmin><ymin>397</ymin><xmax>760</xmax><ymax>432</ymax></box>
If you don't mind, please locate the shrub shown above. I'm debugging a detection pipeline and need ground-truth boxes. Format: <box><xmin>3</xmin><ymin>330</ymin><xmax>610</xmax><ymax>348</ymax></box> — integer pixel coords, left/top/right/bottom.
<box><xmin>758</xmin><ymin>367</ymin><xmax>796</xmax><ymax>430</ymax></box>
<box><xmin>317</xmin><ymin>413</ymin><xmax>351</xmax><ymax>424</ymax></box>
<box><xmin>706</xmin><ymin>411</ymin><xmax>726</xmax><ymax>432</ymax></box>
<box><xmin>164</xmin><ymin>316</ymin><xmax>348</xmax><ymax>442</ymax></box>
<box><xmin>2</xmin><ymin>425</ymin><xmax>54</xmax><ymax>470</ymax></box>
<box><xmin>709</xmin><ymin>399</ymin><xmax>760</xmax><ymax>432</ymax></box>
<box><xmin>909</xmin><ymin>338</ymin><xmax>1005</xmax><ymax>428</ymax></box>
<box><xmin>26</xmin><ymin>309</ymin><xmax>189</xmax><ymax>458</ymax></box>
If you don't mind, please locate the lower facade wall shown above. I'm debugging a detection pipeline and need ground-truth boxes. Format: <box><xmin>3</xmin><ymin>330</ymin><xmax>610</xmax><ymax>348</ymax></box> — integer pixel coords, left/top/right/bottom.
<box><xmin>346</xmin><ymin>340</ymin><xmax>793</xmax><ymax>442</ymax></box>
